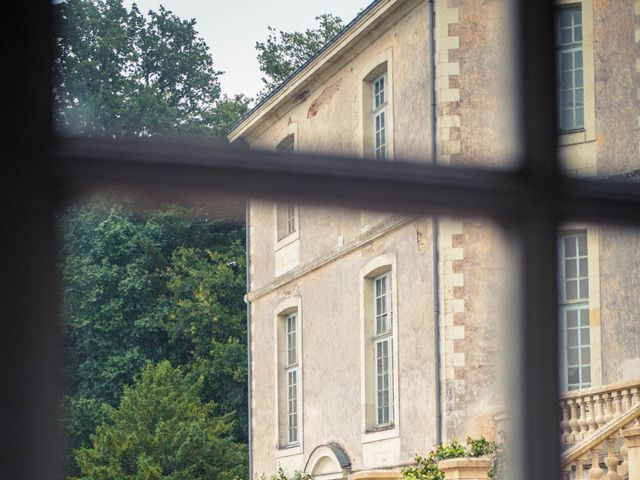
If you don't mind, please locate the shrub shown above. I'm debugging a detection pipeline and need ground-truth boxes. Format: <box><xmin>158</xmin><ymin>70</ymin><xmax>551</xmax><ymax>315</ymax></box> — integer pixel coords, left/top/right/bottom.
<box><xmin>401</xmin><ymin>437</ymin><xmax>501</xmax><ymax>480</ymax></box>
<box><xmin>260</xmin><ymin>467</ymin><xmax>312</xmax><ymax>480</ymax></box>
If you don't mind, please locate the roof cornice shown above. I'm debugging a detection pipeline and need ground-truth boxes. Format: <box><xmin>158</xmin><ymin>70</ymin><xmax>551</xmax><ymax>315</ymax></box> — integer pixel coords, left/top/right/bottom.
<box><xmin>228</xmin><ymin>0</ymin><xmax>419</xmax><ymax>144</ymax></box>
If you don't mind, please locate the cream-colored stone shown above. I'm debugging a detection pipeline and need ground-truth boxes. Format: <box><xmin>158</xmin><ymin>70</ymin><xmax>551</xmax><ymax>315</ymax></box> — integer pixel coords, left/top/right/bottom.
<box><xmin>439</xmin><ymin>88</ymin><xmax>461</xmax><ymax>103</ymax></box>
<box><xmin>451</xmin><ymin>325</ymin><xmax>465</xmax><ymax>340</ymax></box>
<box><xmin>439</xmin><ymin>458</ymin><xmax>492</xmax><ymax>480</ymax></box>
<box><xmin>444</xmin><ymin>248</ymin><xmax>464</xmax><ymax>261</ymax></box>
<box><xmin>445</xmin><ymin>273</ymin><xmax>464</xmax><ymax>287</ymax></box>
<box><xmin>351</xmin><ymin>470</ymin><xmax>401</xmax><ymax>480</ymax></box>
<box><xmin>452</xmin><ymin>352</ymin><xmax>466</xmax><ymax>367</ymax></box>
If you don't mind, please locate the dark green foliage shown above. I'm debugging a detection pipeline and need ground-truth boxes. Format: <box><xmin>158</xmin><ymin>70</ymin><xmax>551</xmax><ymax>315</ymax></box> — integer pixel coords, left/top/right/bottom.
<box><xmin>53</xmin><ymin>0</ymin><xmax>249</xmax><ymax>138</ymax></box>
<box><xmin>72</xmin><ymin>361</ymin><xmax>248</xmax><ymax>480</ymax></box>
<box><xmin>401</xmin><ymin>437</ymin><xmax>500</xmax><ymax>480</ymax></box>
<box><xmin>60</xmin><ymin>197</ymin><xmax>247</xmax><ymax>477</ymax></box>
<box><xmin>255</xmin><ymin>14</ymin><xmax>344</xmax><ymax>98</ymax></box>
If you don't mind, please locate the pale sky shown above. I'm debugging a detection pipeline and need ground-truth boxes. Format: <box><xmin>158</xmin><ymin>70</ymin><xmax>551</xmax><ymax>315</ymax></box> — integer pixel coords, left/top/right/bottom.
<box><xmin>123</xmin><ymin>0</ymin><xmax>371</xmax><ymax>100</ymax></box>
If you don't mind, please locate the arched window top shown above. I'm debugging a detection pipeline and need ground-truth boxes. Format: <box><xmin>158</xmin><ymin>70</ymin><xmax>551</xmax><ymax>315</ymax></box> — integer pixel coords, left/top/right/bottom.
<box><xmin>304</xmin><ymin>443</ymin><xmax>351</xmax><ymax>478</ymax></box>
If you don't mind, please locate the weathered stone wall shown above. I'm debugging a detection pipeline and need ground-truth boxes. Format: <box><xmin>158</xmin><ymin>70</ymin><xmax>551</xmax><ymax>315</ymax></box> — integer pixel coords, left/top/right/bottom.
<box><xmin>436</xmin><ymin>0</ymin><xmax>513</xmax><ymax>442</ymax></box>
<box><xmin>599</xmin><ymin>226</ymin><xmax>640</xmax><ymax>384</ymax></box>
<box><xmin>594</xmin><ymin>0</ymin><xmax>639</xmax><ymax>177</ymax></box>
<box><xmin>249</xmin><ymin>218</ymin><xmax>437</xmax><ymax>477</ymax></box>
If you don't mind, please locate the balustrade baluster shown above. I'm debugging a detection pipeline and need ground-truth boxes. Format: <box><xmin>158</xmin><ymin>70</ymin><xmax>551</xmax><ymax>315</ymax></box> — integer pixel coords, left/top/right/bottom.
<box><xmin>612</xmin><ymin>391</ymin><xmax>622</xmax><ymax>419</ymax></box>
<box><xmin>570</xmin><ymin>399</ymin><xmax>581</xmax><ymax>443</ymax></box>
<box><xmin>595</xmin><ymin>395</ymin><xmax>607</xmax><ymax>429</ymax></box>
<box><xmin>631</xmin><ymin>387</ymin><xmax>640</xmax><ymax>407</ymax></box>
<box><xmin>587</xmin><ymin>395</ymin><xmax>598</xmax><ymax>434</ymax></box>
<box><xmin>620</xmin><ymin>433</ymin><xmax>629</xmax><ymax>478</ymax></box>
<box><xmin>604</xmin><ymin>393</ymin><xmax>614</xmax><ymax>424</ymax></box>
<box><xmin>579</xmin><ymin>399</ymin><xmax>589</xmax><ymax>439</ymax></box>
<box><xmin>604</xmin><ymin>434</ymin><xmax>620</xmax><ymax>480</ymax></box>
<box><xmin>621</xmin><ymin>389</ymin><xmax>631</xmax><ymax>414</ymax></box>
<box><xmin>590</xmin><ymin>445</ymin><xmax>604</xmax><ymax>480</ymax></box>
<box><xmin>563</xmin><ymin>464</ymin><xmax>574</xmax><ymax>480</ymax></box>
<box><xmin>577</xmin><ymin>455</ymin><xmax>587</xmax><ymax>480</ymax></box>
<box><xmin>561</xmin><ymin>402</ymin><xmax>571</xmax><ymax>443</ymax></box>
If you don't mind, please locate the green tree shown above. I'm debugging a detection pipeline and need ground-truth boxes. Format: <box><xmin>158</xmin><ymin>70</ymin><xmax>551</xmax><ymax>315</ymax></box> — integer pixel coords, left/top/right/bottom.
<box><xmin>60</xmin><ymin>197</ymin><xmax>247</xmax><ymax>476</ymax></box>
<box><xmin>73</xmin><ymin>361</ymin><xmax>248</xmax><ymax>480</ymax></box>
<box><xmin>255</xmin><ymin>14</ymin><xmax>344</xmax><ymax>97</ymax></box>
<box><xmin>54</xmin><ymin>0</ymin><xmax>249</xmax><ymax>138</ymax></box>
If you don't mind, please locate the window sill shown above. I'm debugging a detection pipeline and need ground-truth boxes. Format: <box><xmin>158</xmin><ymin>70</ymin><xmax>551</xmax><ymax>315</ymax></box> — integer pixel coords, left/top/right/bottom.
<box><xmin>275</xmin><ymin>443</ymin><xmax>303</xmax><ymax>458</ymax></box>
<box><xmin>275</xmin><ymin>230</ymin><xmax>300</xmax><ymax>251</ymax></box>
<box><xmin>362</xmin><ymin>424</ymin><xmax>399</xmax><ymax>443</ymax></box>
<box><xmin>558</xmin><ymin>129</ymin><xmax>588</xmax><ymax>146</ymax></box>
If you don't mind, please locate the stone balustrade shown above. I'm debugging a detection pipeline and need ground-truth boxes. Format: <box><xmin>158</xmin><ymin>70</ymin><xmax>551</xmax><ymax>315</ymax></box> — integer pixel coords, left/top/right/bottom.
<box><xmin>561</xmin><ymin>403</ymin><xmax>640</xmax><ymax>480</ymax></box>
<box><xmin>559</xmin><ymin>380</ymin><xmax>640</xmax><ymax>445</ymax></box>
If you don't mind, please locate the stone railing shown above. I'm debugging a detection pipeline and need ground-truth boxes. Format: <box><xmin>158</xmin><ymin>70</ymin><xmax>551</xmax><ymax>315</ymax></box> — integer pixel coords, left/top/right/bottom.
<box><xmin>561</xmin><ymin>403</ymin><xmax>640</xmax><ymax>480</ymax></box>
<box><xmin>559</xmin><ymin>380</ymin><xmax>640</xmax><ymax>445</ymax></box>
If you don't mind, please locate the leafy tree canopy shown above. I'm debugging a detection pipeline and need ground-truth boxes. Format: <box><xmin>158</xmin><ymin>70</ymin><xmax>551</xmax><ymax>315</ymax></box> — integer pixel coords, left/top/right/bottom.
<box><xmin>255</xmin><ymin>14</ymin><xmax>344</xmax><ymax>98</ymax></box>
<box><xmin>54</xmin><ymin>0</ymin><xmax>249</xmax><ymax>138</ymax></box>
<box><xmin>72</xmin><ymin>361</ymin><xmax>248</xmax><ymax>480</ymax></box>
<box><xmin>61</xmin><ymin>197</ymin><xmax>247</xmax><ymax>476</ymax></box>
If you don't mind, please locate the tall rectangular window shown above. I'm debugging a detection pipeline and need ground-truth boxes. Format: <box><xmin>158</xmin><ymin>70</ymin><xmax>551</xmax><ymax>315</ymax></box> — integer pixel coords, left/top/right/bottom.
<box><xmin>373</xmin><ymin>272</ymin><xmax>393</xmax><ymax>425</ymax></box>
<box><xmin>556</xmin><ymin>6</ymin><xmax>584</xmax><ymax>132</ymax></box>
<box><xmin>284</xmin><ymin>313</ymin><xmax>299</xmax><ymax>444</ymax></box>
<box><xmin>276</xmin><ymin>135</ymin><xmax>298</xmax><ymax>242</ymax></box>
<box><xmin>559</xmin><ymin>232</ymin><xmax>591</xmax><ymax>391</ymax></box>
<box><xmin>372</xmin><ymin>73</ymin><xmax>387</xmax><ymax>160</ymax></box>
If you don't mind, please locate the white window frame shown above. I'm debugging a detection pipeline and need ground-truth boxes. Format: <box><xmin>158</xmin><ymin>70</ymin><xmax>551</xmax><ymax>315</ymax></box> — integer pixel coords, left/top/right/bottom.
<box><xmin>274</xmin><ymin>298</ymin><xmax>303</xmax><ymax>456</ymax></box>
<box><xmin>558</xmin><ymin>231</ymin><xmax>591</xmax><ymax>391</ymax></box>
<box><xmin>556</xmin><ymin>5</ymin><xmax>584</xmax><ymax>132</ymax></box>
<box><xmin>372</xmin><ymin>73</ymin><xmax>388</xmax><ymax>160</ymax></box>
<box><xmin>275</xmin><ymin>131</ymin><xmax>300</xmax><ymax>245</ymax></box>
<box><xmin>360</xmin><ymin>253</ymin><xmax>399</xmax><ymax>444</ymax></box>
<box><xmin>373</xmin><ymin>272</ymin><xmax>393</xmax><ymax>426</ymax></box>
<box><xmin>359</xmin><ymin>49</ymin><xmax>394</xmax><ymax>161</ymax></box>
<box><xmin>284</xmin><ymin>313</ymin><xmax>299</xmax><ymax>445</ymax></box>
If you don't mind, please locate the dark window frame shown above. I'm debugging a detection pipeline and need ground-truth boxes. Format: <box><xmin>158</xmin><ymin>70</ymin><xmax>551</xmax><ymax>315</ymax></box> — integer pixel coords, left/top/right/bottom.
<box><xmin>3</xmin><ymin>1</ymin><xmax>640</xmax><ymax>479</ymax></box>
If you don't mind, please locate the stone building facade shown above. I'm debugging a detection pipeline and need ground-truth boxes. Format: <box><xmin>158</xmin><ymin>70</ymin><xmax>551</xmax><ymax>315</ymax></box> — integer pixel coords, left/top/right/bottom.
<box><xmin>229</xmin><ymin>0</ymin><xmax>640</xmax><ymax>478</ymax></box>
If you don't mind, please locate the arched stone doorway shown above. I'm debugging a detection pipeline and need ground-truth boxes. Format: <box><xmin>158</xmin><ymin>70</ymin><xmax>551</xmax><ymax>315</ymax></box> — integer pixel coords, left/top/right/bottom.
<box><xmin>304</xmin><ymin>443</ymin><xmax>351</xmax><ymax>479</ymax></box>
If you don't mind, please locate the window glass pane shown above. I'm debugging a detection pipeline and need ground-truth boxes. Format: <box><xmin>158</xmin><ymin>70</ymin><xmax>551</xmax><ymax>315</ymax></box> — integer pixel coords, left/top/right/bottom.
<box><xmin>575</xmin><ymin>50</ymin><xmax>583</xmax><ymax>69</ymax></box>
<box><xmin>568</xmin><ymin>347</ymin><xmax>579</xmax><ymax>365</ymax></box>
<box><xmin>567</xmin><ymin>329</ymin><xmax>579</xmax><ymax>346</ymax></box>
<box><xmin>561</xmin><ymin>52</ymin><xmax>573</xmax><ymax>70</ymax></box>
<box><xmin>560</xmin><ymin>29</ymin><xmax>572</xmax><ymax>44</ymax></box>
<box><xmin>580</xmin><ymin>327</ymin><xmax>590</xmax><ymax>344</ymax></box>
<box><xmin>565</xmin><ymin>259</ymin><xmax>577</xmax><ymax>278</ymax></box>
<box><xmin>581</xmin><ymin>347</ymin><xmax>590</xmax><ymax>364</ymax></box>
<box><xmin>579</xmin><ymin>309</ymin><xmax>589</xmax><ymax>326</ymax></box>
<box><xmin>565</xmin><ymin>280</ymin><xmax>578</xmax><ymax>300</ymax></box>
<box><xmin>568</xmin><ymin>367</ymin><xmax>580</xmax><ymax>385</ymax></box>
